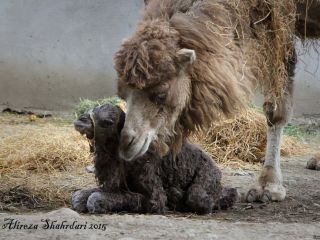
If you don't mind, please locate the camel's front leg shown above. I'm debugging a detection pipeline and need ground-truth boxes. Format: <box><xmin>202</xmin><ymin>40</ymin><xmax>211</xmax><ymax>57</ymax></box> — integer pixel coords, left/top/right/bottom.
<box><xmin>246</xmin><ymin>107</ymin><xmax>288</xmax><ymax>202</ymax></box>
<box><xmin>247</xmin><ymin>74</ymin><xmax>295</xmax><ymax>202</ymax></box>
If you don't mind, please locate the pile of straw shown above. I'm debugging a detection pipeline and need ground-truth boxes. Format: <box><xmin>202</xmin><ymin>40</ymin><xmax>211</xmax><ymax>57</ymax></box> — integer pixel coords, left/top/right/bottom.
<box><xmin>0</xmin><ymin>169</ymin><xmax>95</xmax><ymax>210</ymax></box>
<box><xmin>0</xmin><ymin>114</ymin><xmax>95</xmax><ymax>210</ymax></box>
<box><xmin>191</xmin><ymin>108</ymin><xmax>306</xmax><ymax>167</ymax></box>
<box><xmin>0</xmin><ymin>114</ymin><xmax>91</xmax><ymax>173</ymax></box>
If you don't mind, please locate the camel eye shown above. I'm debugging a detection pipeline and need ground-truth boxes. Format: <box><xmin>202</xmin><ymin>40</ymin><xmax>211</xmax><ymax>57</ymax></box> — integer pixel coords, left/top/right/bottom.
<box><xmin>79</xmin><ymin>114</ymin><xmax>91</xmax><ymax>122</ymax></box>
<box><xmin>149</xmin><ymin>93</ymin><xmax>167</xmax><ymax>105</ymax></box>
<box><xmin>100</xmin><ymin>119</ymin><xmax>114</xmax><ymax>127</ymax></box>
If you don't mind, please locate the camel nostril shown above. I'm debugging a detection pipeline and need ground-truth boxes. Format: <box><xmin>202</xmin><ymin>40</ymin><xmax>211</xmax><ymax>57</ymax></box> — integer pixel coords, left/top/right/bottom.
<box><xmin>121</xmin><ymin>134</ymin><xmax>135</xmax><ymax>150</ymax></box>
<box><xmin>127</xmin><ymin>136</ymin><xmax>135</xmax><ymax>148</ymax></box>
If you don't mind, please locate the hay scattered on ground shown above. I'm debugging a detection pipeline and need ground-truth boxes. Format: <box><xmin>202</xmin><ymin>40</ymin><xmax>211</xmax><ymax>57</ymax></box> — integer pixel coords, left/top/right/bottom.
<box><xmin>0</xmin><ymin>113</ymin><xmax>95</xmax><ymax>211</ymax></box>
<box><xmin>0</xmin><ymin>108</ymin><xmax>307</xmax><ymax>210</ymax></box>
<box><xmin>0</xmin><ymin>114</ymin><xmax>91</xmax><ymax>173</ymax></box>
<box><xmin>0</xmin><ymin>169</ymin><xmax>95</xmax><ymax>211</ymax></box>
<box><xmin>191</xmin><ymin>108</ymin><xmax>307</xmax><ymax>168</ymax></box>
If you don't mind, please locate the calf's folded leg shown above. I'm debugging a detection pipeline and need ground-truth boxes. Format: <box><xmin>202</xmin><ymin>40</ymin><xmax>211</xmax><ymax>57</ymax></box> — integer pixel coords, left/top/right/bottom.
<box><xmin>86</xmin><ymin>191</ymin><xmax>144</xmax><ymax>213</ymax></box>
<box><xmin>71</xmin><ymin>188</ymin><xmax>101</xmax><ymax>213</ymax></box>
<box><xmin>185</xmin><ymin>149</ymin><xmax>223</xmax><ymax>214</ymax></box>
<box><xmin>186</xmin><ymin>184</ymin><xmax>214</xmax><ymax>214</ymax></box>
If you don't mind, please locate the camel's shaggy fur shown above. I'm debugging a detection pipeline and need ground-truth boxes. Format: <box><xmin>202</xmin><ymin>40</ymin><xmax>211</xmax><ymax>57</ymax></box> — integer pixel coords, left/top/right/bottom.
<box><xmin>114</xmin><ymin>0</ymin><xmax>320</xmax><ymax>155</ymax></box>
<box><xmin>113</xmin><ymin>0</ymin><xmax>320</xmax><ymax>203</ymax></box>
<box><xmin>115</xmin><ymin>0</ymin><xmax>252</xmax><ymax>138</ymax></box>
<box><xmin>72</xmin><ymin>104</ymin><xmax>237</xmax><ymax>214</ymax></box>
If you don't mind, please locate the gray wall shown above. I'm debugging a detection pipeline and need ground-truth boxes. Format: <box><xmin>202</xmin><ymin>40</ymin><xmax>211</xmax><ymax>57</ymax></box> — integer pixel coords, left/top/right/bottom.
<box><xmin>294</xmin><ymin>42</ymin><xmax>320</xmax><ymax>117</ymax></box>
<box><xmin>0</xmin><ymin>0</ymin><xmax>319</xmax><ymax>117</ymax></box>
<box><xmin>0</xmin><ymin>0</ymin><xmax>144</xmax><ymax>111</ymax></box>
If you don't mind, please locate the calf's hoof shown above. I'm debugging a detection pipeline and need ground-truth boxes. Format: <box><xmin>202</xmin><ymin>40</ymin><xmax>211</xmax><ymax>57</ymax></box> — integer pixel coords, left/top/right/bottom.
<box><xmin>217</xmin><ymin>187</ymin><xmax>238</xmax><ymax>209</ymax></box>
<box><xmin>186</xmin><ymin>185</ymin><xmax>213</xmax><ymax>214</ymax></box>
<box><xmin>246</xmin><ymin>188</ymin><xmax>261</xmax><ymax>203</ymax></box>
<box><xmin>71</xmin><ymin>188</ymin><xmax>99</xmax><ymax>213</ymax></box>
<box><xmin>87</xmin><ymin>192</ymin><xmax>110</xmax><ymax>214</ymax></box>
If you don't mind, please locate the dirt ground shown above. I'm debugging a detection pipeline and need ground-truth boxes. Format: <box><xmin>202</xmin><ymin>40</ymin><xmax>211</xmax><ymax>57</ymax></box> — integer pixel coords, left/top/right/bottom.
<box><xmin>218</xmin><ymin>154</ymin><xmax>320</xmax><ymax>223</ymax></box>
<box><xmin>0</xmin><ymin>113</ymin><xmax>319</xmax><ymax>239</ymax></box>
<box><xmin>1</xmin><ymin>153</ymin><xmax>319</xmax><ymax>239</ymax></box>
<box><xmin>0</xmin><ymin>208</ymin><xmax>319</xmax><ymax>240</ymax></box>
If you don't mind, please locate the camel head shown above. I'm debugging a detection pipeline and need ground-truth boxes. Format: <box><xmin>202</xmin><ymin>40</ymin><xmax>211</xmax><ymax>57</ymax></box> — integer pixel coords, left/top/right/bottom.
<box><xmin>74</xmin><ymin>104</ymin><xmax>125</xmax><ymax>146</ymax></box>
<box><xmin>114</xmin><ymin>20</ymin><xmax>196</xmax><ymax>161</ymax></box>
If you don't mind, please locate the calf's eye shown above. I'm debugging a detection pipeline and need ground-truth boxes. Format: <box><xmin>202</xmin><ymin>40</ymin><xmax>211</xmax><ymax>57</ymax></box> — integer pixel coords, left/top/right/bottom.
<box><xmin>100</xmin><ymin>119</ymin><xmax>114</xmax><ymax>127</ymax></box>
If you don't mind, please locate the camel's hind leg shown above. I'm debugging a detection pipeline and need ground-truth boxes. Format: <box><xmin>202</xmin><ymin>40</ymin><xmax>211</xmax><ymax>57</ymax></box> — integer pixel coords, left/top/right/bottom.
<box><xmin>246</xmin><ymin>57</ymin><xmax>296</xmax><ymax>203</ymax></box>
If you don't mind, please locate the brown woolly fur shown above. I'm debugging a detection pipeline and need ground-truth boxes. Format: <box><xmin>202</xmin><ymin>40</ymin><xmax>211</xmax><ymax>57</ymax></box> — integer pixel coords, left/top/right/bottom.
<box><xmin>114</xmin><ymin>0</ymin><xmax>320</xmax><ymax>154</ymax></box>
<box><xmin>72</xmin><ymin>104</ymin><xmax>238</xmax><ymax>214</ymax></box>
<box><xmin>170</xmin><ymin>3</ymin><xmax>254</xmax><ymax>132</ymax></box>
<box><xmin>228</xmin><ymin>0</ymin><xmax>297</xmax><ymax>102</ymax></box>
<box><xmin>115</xmin><ymin>20</ymin><xmax>181</xmax><ymax>89</ymax></box>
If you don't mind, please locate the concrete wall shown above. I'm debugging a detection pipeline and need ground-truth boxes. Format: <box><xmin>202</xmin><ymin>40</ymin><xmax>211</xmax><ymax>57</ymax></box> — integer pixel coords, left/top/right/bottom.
<box><xmin>0</xmin><ymin>0</ymin><xmax>144</xmax><ymax>111</ymax></box>
<box><xmin>0</xmin><ymin>0</ymin><xmax>319</xmax><ymax>116</ymax></box>
<box><xmin>294</xmin><ymin>42</ymin><xmax>320</xmax><ymax>117</ymax></box>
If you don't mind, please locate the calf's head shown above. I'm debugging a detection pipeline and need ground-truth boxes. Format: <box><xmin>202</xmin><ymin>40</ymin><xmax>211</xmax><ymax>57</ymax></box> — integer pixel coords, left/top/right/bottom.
<box><xmin>74</xmin><ymin>104</ymin><xmax>125</xmax><ymax>148</ymax></box>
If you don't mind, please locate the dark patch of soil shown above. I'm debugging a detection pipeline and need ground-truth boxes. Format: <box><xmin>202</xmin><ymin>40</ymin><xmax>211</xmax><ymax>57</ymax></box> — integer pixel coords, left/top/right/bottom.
<box><xmin>0</xmin><ymin>186</ymin><xmax>45</xmax><ymax>211</ymax></box>
<box><xmin>184</xmin><ymin>154</ymin><xmax>320</xmax><ymax>223</ymax></box>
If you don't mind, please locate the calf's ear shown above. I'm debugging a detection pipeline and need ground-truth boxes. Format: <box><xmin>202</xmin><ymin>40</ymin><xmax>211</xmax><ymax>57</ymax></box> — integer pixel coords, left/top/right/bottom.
<box><xmin>177</xmin><ymin>48</ymin><xmax>196</xmax><ymax>68</ymax></box>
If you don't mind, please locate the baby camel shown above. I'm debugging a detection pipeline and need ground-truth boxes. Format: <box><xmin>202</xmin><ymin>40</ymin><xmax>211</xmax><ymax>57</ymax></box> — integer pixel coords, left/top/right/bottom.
<box><xmin>72</xmin><ymin>103</ymin><xmax>237</xmax><ymax>214</ymax></box>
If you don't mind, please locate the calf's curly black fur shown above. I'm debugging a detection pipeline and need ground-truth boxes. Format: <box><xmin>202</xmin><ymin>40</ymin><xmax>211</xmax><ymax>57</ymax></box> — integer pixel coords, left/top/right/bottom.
<box><xmin>72</xmin><ymin>104</ymin><xmax>237</xmax><ymax>214</ymax></box>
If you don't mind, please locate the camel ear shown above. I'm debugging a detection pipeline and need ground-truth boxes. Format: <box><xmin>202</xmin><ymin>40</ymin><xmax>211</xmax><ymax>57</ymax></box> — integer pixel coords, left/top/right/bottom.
<box><xmin>121</xmin><ymin>38</ymin><xmax>129</xmax><ymax>44</ymax></box>
<box><xmin>177</xmin><ymin>48</ymin><xmax>196</xmax><ymax>67</ymax></box>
